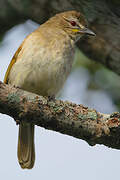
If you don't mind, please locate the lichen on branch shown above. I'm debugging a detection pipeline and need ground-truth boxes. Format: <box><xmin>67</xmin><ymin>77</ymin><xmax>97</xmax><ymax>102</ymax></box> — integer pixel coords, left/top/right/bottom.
<box><xmin>0</xmin><ymin>81</ymin><xmax>120</xmax><ymax>150</ymax></box>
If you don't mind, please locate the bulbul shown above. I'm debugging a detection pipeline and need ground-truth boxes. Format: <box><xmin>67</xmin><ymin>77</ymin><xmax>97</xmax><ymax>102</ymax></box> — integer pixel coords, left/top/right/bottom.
<box><xmin>4</xmin><ymin>10</ymin><xmax>95</xmax><ymax>169</ymax></box>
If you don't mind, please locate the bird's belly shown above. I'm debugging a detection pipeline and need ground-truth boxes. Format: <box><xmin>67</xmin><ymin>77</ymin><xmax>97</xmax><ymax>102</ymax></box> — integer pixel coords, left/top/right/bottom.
<box><xmin>9</xmin><ymin>55</ymin><xmax>74</xmax><ymax>96</ymax></box>
<box><xmin>26</xmin><ymin>57</ymin><xmax>73</xmax><ymax>96</ymax></box>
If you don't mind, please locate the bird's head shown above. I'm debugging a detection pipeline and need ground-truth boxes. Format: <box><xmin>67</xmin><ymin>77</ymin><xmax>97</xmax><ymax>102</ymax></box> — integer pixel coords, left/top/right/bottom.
<box><xmin>52</xmin><ymin>11</ymin><xmax>95</xmax><ymax>42</ymax></box>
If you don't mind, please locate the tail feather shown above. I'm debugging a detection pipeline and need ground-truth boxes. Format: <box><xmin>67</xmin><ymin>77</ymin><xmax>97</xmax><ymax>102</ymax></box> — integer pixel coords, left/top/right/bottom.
<box><xmin>17</xmin><ymin>123</ymin><xmax>35</xmax><ymax>169</ymax></box>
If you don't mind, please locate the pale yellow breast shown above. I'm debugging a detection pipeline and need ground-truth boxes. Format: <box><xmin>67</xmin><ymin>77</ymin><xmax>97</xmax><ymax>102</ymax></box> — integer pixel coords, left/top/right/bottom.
<box><xmin>8</xmin><ymin>29</ymin><xmax>75</xmax><ymax>96</ymax></box>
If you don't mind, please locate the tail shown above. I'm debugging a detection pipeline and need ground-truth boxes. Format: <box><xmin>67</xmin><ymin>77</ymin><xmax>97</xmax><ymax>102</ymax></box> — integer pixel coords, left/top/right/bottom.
<box><xmin>17</xmin><ymin>123</ymin><xmax>35</xmax><ymax>169</ymax></box>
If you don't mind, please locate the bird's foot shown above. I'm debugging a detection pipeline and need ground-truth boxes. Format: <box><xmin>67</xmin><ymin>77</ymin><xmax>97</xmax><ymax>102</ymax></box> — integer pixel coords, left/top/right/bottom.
<box><xmin>48</xmin><ymin>95</ymin><xmax>55</xmax><ymax>101</ymax></box>
<box><xmin>13</xmin><ymin>85</ymin><xmax>20</xmax><ymax>89</ymax></box>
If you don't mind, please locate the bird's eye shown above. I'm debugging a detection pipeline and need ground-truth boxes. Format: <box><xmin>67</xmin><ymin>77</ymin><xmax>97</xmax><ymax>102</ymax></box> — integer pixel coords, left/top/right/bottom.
<box><xmin>70</xmin><ymin>21</ymin><xmax>76</xmax><ymax>26</ymax></box>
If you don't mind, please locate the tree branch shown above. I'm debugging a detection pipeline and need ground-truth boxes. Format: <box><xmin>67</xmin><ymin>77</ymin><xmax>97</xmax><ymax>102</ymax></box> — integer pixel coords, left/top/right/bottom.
<box><xmin>0</xmin><ymin>81</ymin><xmax>120</xmax><ymax>150</ymax></box>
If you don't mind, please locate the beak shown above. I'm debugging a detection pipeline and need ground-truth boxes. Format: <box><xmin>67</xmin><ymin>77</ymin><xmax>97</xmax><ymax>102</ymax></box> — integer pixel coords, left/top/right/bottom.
<box><xmin>79</xmin><ymin>28</ymin><xmax>96</xmax><ymax>36</ymax></box>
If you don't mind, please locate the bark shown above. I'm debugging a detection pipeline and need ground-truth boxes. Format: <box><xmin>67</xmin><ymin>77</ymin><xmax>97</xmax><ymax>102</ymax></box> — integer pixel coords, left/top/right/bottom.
<box><xmin>0</xmin><ymin>0</ymin><xmax>120</xmax><ymax>75</ymax></box>
<box><xmin>0</xmin><ymin>81</ymin><xmax>120</xmax><ymax>150</ymax></box>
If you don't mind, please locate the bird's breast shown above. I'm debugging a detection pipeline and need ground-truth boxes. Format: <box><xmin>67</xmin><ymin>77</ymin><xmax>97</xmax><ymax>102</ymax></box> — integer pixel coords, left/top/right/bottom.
<box><xmin>8</xmin><ymin>35</ymin><xmax>75</xmax><ymax>96</ymax></box>
<box><xmin>27</xmin><ymin>43</ymin><xmax>75</xmax><ymax>96</ymax></box>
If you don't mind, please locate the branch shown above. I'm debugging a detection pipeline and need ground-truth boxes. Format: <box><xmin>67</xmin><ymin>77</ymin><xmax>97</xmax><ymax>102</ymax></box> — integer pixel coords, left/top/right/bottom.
<box><xmin>0</xmin><ymin>0</ymin><xmax>120</xmax><ymax>75</ymax></box>
<box><xmin>0</xmin><ymin>81</ymin><xmax>120</xmax><ymax>150</ymax></box>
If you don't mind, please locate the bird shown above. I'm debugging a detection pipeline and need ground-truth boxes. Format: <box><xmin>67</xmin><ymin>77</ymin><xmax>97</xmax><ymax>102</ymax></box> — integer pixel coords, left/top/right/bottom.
<box><xmin>4</xmin><ymin>10</ymin><xmax>95</xmax><ymax>169</ymax></box>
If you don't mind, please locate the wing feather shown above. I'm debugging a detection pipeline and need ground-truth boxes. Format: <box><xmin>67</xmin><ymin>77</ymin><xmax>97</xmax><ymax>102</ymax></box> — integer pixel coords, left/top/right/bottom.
<box><xmin>4</xmin><ymin>41</ymin><xmax>24</xmax><ymax>84</ymax></box>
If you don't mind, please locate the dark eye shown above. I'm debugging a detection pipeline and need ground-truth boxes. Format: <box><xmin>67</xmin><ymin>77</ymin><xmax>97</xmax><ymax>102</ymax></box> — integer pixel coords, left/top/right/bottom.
<box><xmin>70</xmin><ymin>21</ymin><xmax>76</xmax><ymax>26</ymax></box>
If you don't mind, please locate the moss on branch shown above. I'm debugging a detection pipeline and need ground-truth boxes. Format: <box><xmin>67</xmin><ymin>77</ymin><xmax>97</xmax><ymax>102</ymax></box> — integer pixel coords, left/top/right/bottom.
<box><xmin>0</xmin><ymin>81</ymin><xmax>120</xmax><ymax>150</ymax></box>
